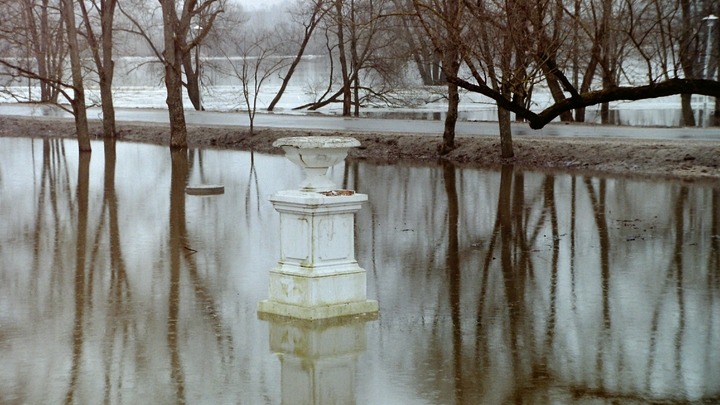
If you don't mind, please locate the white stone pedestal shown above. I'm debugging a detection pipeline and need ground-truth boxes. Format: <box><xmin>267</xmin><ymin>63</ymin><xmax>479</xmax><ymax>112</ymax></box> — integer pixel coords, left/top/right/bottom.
<box><xmin>258</xmin><ymin>190</ymin><xmax>378</xmax><ymax>319</ymax></box>
<box><xmin>258</xmin><ymin>136</ymin><xmax>378</xmax><ymax>320</ymax></box>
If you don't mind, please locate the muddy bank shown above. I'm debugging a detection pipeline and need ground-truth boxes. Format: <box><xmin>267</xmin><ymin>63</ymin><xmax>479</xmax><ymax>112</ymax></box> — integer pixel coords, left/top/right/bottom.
<box><xmin>1</xmin><ymin>115</ymin><xmax>718</xmax><ymax>184</ymax></box>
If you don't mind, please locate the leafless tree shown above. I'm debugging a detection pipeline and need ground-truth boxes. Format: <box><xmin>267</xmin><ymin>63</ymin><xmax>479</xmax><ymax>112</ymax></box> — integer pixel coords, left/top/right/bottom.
<box><xmin>413</xmin><ymin>0</ymin><xmax>474</xmax><ymax>155</ymax></box>
<box><xmin>62</xmin><ymin>0</ymin><xmax>91</xmax><ymax>151</ymax></box>
<box><xmin>120</xmin><ymin>0</ymin><xmax>223</xmax><ymax>148</ymax></box>
<box><xmin>391</xmin><ymin>0</ymin><xmax>445</xmax><ymax>85</ymax></box>
<box><xmin>0</xmin><ymin>0</ymin><xmax>65</xmax><ymax>103</ymax></box>
<box><xmin>221</xmin><ymin>27</ymin><xmax>289</xmax><ymax>134</ymax></box>
<box><xmin>346</xmin><ymin>0</ymin><xmax>401</xmax><ymax>115</ymax></box>
<box><xmin>281</xmin><ymin>0</ymin><xmax>406</xmax><ymax>115</ymax></box>
<box><xmin>159</xmin><ymin>0</ymin><xmax>222</xmax><ymax>147</ymax></box>
<box><xmin>412</xmin><ymin>0</ymin><xmax>720</xmax><ymax>157</ymax></box>
<box><xmin>331</xmin><ymin>0</ymin><xmax>353</xmax><ymax>115</ymax></box>
<box><xmin>0</xmin><ymin>0</ymin><xmax>92</xmax><ymax>151</ymax></box>
<box><xmin>78</xmin><ymin>0</ymin><xmax>119</xmax><ymax>138</ymax></box>
<box><xmin>267</xmin><ymin>0</ymin><xmax>330</xmax><ymax>112</ymax></box>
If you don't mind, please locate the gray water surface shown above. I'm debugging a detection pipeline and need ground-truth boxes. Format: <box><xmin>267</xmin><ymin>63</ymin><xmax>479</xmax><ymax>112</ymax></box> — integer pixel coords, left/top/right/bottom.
<box><xmin>0</xmin><ymin>138</ymin><xmax>718</xmax><ymax>404</ymax></box>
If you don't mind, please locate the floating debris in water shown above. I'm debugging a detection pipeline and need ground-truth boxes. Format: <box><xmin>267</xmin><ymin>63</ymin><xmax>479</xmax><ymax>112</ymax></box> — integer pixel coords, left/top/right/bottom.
<box><xmin>186</xmin><ymin>184</ymin><xmax>224</xmax><ymax>195</ymax></box>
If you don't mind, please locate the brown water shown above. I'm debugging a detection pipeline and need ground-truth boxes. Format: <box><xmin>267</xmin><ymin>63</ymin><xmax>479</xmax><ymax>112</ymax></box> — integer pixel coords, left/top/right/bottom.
<box><xmin>1</xmin><ymin>138</ymin><xmax>718</xmax><ymax>404</ymax></box>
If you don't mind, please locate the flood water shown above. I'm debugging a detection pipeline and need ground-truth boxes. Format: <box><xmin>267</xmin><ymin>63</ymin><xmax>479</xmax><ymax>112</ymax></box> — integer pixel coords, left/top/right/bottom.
<box><xmin>1</xmin><ymin>137</ymin><xmax>719</xmax><ymax>404</ymax></box>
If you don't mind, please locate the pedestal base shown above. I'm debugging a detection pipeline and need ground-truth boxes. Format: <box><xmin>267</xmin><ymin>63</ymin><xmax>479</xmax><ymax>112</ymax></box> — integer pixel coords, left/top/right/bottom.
<box><xmin>258</xmin><ymin>299</ymin><xmax>378</xmax><ymax>320</ymax></box>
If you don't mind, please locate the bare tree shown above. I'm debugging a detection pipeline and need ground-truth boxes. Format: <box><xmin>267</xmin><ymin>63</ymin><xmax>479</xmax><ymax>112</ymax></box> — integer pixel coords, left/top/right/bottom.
<box><xmin>120</xmin><ymin>0</ymin><xmax>222</xmax><ymax>148</ymax></box>
<box><xmin>392</xmin><ymin>0</ymin><xmax>445</xmax><ymax>85</ymax></box>
<box><xmin>267</xmin><ymin>0</ymin><xmax>329</xmax><ymax>112</ymax></box>
<box><xmin>0</xmin><ymin>0</ymin><xmax>67</xmax><ymax>103</ymax></box>
<box><xmin>291</xmin><ymin>26</ymin><xmax>343</xmax><ymax>110</ymax></box>
<box><xmin>413</xmin><ymin>0</ymin><xmax>720</xmax><ymax>158</ymax></box>
<box><xmin>284</xmin><ymin>0</ymin><xmax>406</xmax><ymax>115</ymax></box>
<box><xmin>0</xmin><ymin>0</ymin><xmax>66</xmax><ymax>103</ymax></box>
<box><xmin>333</xmin><ymin>0</ymin><xmax>352</xmax><ymax>115</ymax></box>
<box><xmin>182</xmin><ymin>4</ymin><xmax>222</xmax><ymax>111</ymax></box>
<box><xmin>346</xmin><ymin>0</ymin><xmax>399</xmax><ymax>116</ymax></box>
<box><xmin>222</xmin><ymin>28</ymin><xmax>289</xmax><ymax>134</ymax></box>
<box><xmin>159</xmin><ymin>0</ymin><xmax>222</xmax><ymax>147</ymax></box>
<box><xmin>413</xmin><ymin>0</ymin><xmax>471</xmax><ymax>155</ymax></box>
<box><xmin>78</xmin><ymin>0</ymin><xmax>119</xmax><ymax>137</ymax></box>
<box><xmin>61</xmin><ymin>0</ymin><xmax>91</xmax><ymax>151</ymax></box>
<box><xmin>0</xmin><ymin>0</ymin><xmax>92</xmax><ymax>151</ymax></box>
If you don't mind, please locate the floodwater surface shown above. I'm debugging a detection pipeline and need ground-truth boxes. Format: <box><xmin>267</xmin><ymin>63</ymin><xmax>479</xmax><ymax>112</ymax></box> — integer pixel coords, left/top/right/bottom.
<box><xmin>0</xmin><ymin>138</ymin><xmax>718</xmax><ymax>404</ymax></box>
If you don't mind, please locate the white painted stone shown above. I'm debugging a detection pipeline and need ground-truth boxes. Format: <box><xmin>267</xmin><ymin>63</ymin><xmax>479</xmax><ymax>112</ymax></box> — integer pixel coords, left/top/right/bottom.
<box><xmin>258</xmin><ymin>136</ymin><xmax>378</xmax><ymax>320</ymax></box>
<box><xmin>257</xmin><ymin>299</ymin><xmax>378</xmax><ymax>320</ymax></box>
<box><xmin>267</xmin><ymin>270</ymin><xmax>367</xmax><ymax>307</ymax></box>
<box><xmin>272</xmin><ymin>136</ymin><xmax>360</xmax><ymax>192</ymax></box>
<box><xmin>271</xmin><ymin>190</ymin><xmax>367</xmax><ymax>276</ymax></box>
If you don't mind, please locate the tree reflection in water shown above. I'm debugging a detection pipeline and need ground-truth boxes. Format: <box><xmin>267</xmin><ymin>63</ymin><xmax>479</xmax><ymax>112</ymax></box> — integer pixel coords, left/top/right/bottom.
<box><xmin>359</xmin><ymin>159</ymin><xmax>720</xmax><ymax>403</ymax></box>
<box><xmin>65</xmin><ymin>150</ymin><xmax>90</xmax><ymax>405</ymax></box>
<box><xmin>0</xmin><ymin>139</ymin><xmax>718</xmax><ymax>404</ymax></box>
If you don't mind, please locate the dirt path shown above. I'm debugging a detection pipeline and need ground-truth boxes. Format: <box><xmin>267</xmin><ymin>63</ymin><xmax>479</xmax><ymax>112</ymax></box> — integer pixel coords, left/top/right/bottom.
<box><xmin>1</xmin><ymin>115</ymin><xmax>719</xmax><ymax>185</ymax></box>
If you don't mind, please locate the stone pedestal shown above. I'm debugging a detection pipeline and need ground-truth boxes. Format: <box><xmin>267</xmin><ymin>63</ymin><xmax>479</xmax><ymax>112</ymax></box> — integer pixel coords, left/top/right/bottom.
<box><xmin>260</xmin><ymin>313</ymin><xmax>376</xmax><ymax>405</ymax></box>
<box><xmin>258</xmin><ymin>190</ymin><xmax>378</xmax><ymax>319</ymax></box>
<box><xmin>258</xmin><ymin>136</ymin><xmax>378</xmax><ymax>320</ymax></box>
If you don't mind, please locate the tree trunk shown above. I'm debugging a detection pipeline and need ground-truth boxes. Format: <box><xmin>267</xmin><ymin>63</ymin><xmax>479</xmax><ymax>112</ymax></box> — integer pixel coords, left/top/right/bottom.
<box><xmin>600</xmin><ymin>71</ymin><xmax>611</xmax><ymax>124</ymax></box>
<box><xmin>678</xmin><ymin>87</ymin><xmax>695</xmax><ymax>127</ymax></box>
<box><xmin>21</xmin><ymin>0</ymin><xmax>69</xmax><ymax>104</ymax></box>
<box><xmin>440</xmin><ymin>0</ymin><xmax>461</xmax><ymax>154</ymax></box>
<box><xmin>335</xmin><ymin>0</ymin><xmax>352</xmax><ymax>116</ymax></box>
<box><xmin>99</xmin><ymin>68</ymin><xmax>116</xmax><ymax>137</ymax></box>
<box><xmin>681</xmin><ymin>93</ymin><xmax>696</xmax><ymax>126</ymax></box>
<box><xmin>99</xmin><ymin>0</ymin><xmax>117</xmax><ymax>137</ymax></box>
<box><xmin>29</xmin><ymin>0</ymin><xmax>58</xmax><ymax>103</ymax></box>
<box><xmin>600</xmin><ymin>102</ymin><xmax>609</xmax><ymax>124</ymax></box>
<box><xmin>63</xmin><ymin>0</ymin><xmax>91</xmax><ymax>152</ymax></box>
<box><xmin>679</xmin><ymin>0</ymin><xmax>696</xmax><ymax>126</ymax></box>
<box><xmin>182</xmin><ymin>51</ymin><xmax>202</xmax><ymax>111</ymax></box>
<box><xmin>249</xmin><ymin>107</ymin><xmax>255</xmax><ymax>135</ymax></box>
<box><xmin>599</xmin><ymin>0</ymin><xmax>612</xmax><ymax>126</ymax></box>
<box><xmin>268</xmin><ymin>1</ymin><xmax>325</xmax><ymax>112</ymax></box>
<box><xmin>78</xmin><ymin>0</ymin><xmax>117</xmax><ymax>137</ymax></box>
<box><xmin>160</xmin><ymin>0</ymin><xmax>188</xmax><ymax>148</ymax></box>
<box><xmin>434</xmin><ymin>52</ymin><xmax>444</xmax><ymax>84</ymax></box>
<box><xmin>576</xmin><ymin>52</ymin><xmax>599</xmax><ymax>122</ymax></box>
<box><xmin>350</xmin><ymin>0</ymin><xmax>360</xmax><ymax>117</ymax></box>
<box><xmin>498</xmin><ymin>105</ymin><xmax>513</xmax><ymax>158</ymax></box>
<box><xmin>165</xmin><ymin>63</ymin><xmax>188</xmax><ymax>148</ymax></box>
<box><xmin>572</xmin><ymin>0</ymin><xmax>580</xmax><ymax>91</ymax></box>
<box><xmin>441</xmin><ymin>80</ymin><xmax>459</xmax><ymax>154</ymax></box>
<box><xmin>545</xmin><ymin>74</ymin><xmax>574</xmax><ymax>122</ymax></box>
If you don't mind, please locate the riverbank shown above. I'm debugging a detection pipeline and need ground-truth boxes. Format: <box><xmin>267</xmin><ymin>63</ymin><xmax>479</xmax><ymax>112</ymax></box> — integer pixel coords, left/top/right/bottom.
<box><xmin>1</xmin><ymin>115</ymin><xmax>718</xmax><ymax>184</ymax></box>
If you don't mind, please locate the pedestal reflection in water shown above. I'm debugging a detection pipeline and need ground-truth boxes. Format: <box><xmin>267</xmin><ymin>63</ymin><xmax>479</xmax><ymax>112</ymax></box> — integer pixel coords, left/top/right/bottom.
<box><xmin>0</xmin><ymin>137</ymin><xmax>718</xmax><ymax>404</ymax></box>
<box><xmin>261</xmin><ymin>313</ymin><xmax>375</xmax><ymax>405</ymax></box>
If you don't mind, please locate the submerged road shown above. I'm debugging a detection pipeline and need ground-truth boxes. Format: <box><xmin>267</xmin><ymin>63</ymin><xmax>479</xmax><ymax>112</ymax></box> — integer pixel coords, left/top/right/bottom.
<box><xmin>1</xmin><ymin>103</ymin><xmax>720</xmax><ymax>141</ymax></box>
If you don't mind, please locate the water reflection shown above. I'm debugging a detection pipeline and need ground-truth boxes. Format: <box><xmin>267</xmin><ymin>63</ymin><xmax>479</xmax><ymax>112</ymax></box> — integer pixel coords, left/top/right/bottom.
<box><xmin>0</xmin><ymin>138</ymin><xmax>718</xmax><ymax>404</ymax></box>
<box><xmin>260</xmin><ymin>314</ymin><xmax>375</xmax><ymax>405</ymax></box>
<box><xmin>353</xmin><ymin>159</ymin><xmax>720</xmax><ymax>403</ymax></box>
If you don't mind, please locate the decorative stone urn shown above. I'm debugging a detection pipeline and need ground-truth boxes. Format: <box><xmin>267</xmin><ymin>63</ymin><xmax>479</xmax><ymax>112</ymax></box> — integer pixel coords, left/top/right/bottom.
<box><xmin>274</xmin><ymin>136</ymin><xmax>360</xmax><ymax>192</ymax></box>
<box><xmin>258</xmin><ymin>136</ymin><xmax>378</xmax><ymax>320</ymax></box>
